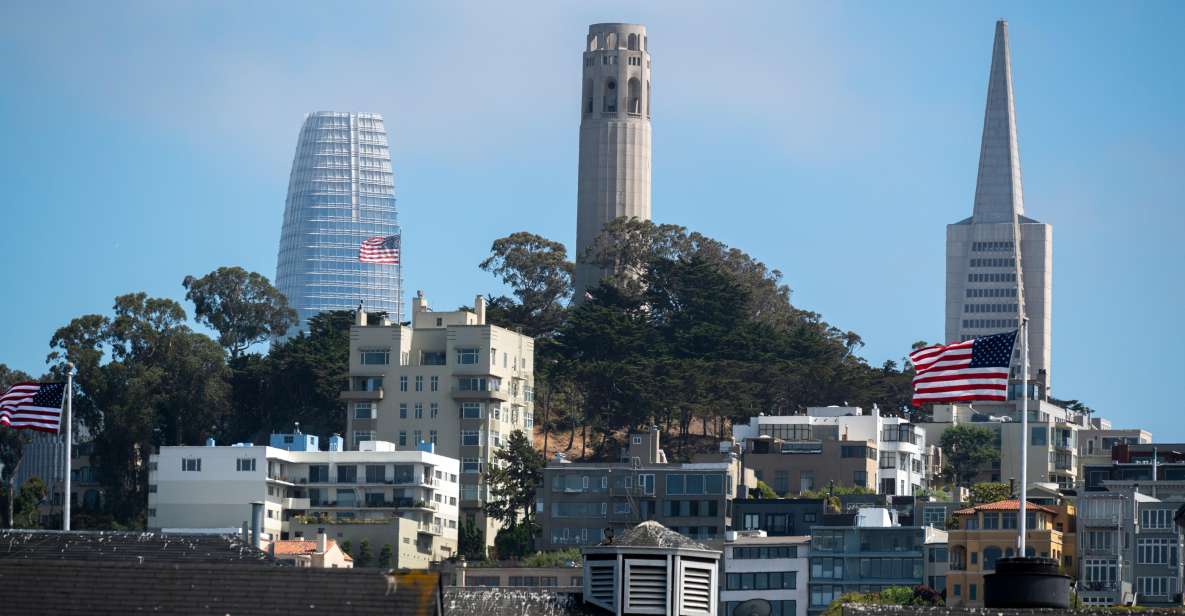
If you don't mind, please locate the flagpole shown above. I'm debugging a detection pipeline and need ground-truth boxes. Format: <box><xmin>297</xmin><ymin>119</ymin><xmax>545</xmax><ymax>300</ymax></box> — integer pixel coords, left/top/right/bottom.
<box><xmin>62</xmin><ymin>363</ymin><xmax>73</xmax><ymax>532</ymax></box>
<box><xmin>1018</xmin><ymin>319</ymin><xmax>1028</xmax><ymax>557</ymax></box>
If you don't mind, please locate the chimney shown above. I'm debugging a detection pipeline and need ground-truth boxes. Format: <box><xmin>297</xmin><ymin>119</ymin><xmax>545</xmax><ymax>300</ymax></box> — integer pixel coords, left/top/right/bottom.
<box><xmin>474</xmin><ymin>295</ymin><xmax>487</xmax><ymax>325</ymax></box>
<box><xmin>317</xmin><ymin>529</ymin><xmax>328</xmax><ymax>554</ymax></box>
<box><xmin>250</xmin><ymin>501</ymin><xmax>265</xmax><ymax>550</ymax></box>
<box><xmin>355</xmin><ymin>301</ymin><xmax>367</xmax><ymax>326</ymax></box>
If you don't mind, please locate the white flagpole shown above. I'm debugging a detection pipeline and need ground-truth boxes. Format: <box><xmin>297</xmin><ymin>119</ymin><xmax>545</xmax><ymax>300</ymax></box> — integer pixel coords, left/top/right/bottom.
<box><xmin>1017</xmin><ymin>320</ymin><xmax>1028</xmax><ymax>557</ymax></box>
<box><xmin>62</xmin><ymin>363</ymin><xmax>73</xmax><ymax>531</ymax></box>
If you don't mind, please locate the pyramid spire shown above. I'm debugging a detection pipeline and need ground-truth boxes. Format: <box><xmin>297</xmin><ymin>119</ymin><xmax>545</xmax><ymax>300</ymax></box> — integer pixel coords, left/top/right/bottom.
<box><xmin>971</xmin><ymin>20</ymin><xmax>1025</xmax><ymax>223</ymax></box>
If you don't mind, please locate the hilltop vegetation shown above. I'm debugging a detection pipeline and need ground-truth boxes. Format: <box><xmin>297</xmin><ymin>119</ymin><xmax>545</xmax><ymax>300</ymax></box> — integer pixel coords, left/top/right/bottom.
<box><xmin>5</xmin><ymin>221</ymin><xmax>919</xmax><ymax>527</ymax></box>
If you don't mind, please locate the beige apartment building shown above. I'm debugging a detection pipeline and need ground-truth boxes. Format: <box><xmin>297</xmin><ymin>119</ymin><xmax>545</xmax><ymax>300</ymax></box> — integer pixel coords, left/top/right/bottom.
<box><xmin>343</xmin><ymin>291</ymin><xmax>535</xmax><ymax>542</ymax></box>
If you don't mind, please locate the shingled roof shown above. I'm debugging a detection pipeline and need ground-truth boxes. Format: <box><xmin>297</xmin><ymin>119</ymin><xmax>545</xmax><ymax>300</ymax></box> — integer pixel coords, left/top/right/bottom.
<box><xmin>0</xmin><ymin>531</ymin><xmax>440</xmax><ymax>615</ymax></box>
<box><xmin>0</xmin><ymin>559</ymin><xmax>441</xmax><ymax>615</ymax></box>
<box><xmin>0</xmin><ymin>530</ymin><xmax>271</xmax><ymax>563</ymax></box>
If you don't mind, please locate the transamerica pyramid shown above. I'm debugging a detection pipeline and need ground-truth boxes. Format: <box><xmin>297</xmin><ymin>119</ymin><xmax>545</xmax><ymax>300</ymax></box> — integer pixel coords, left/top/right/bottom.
<box><xmin>946</xmin><ymin>20</ymin><xmax>1052</xmax><ymax>397</ymax></box>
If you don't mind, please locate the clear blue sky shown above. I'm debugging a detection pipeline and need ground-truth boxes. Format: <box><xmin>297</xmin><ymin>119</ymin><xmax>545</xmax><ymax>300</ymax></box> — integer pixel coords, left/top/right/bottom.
<box><xmin>1</xmin><ymin>2</ymin><xmax>1181</xmax><ymax>436</ymax></box>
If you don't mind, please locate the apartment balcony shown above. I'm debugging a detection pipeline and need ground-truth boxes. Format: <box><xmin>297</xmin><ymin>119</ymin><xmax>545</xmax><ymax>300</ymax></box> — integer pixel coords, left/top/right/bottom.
<box><xmin>450</xmin><ymin>386</ymin><xmax>509</xmax><ymax>402</ymax></box>
<box><xmin>283</xmin><ymin>498</ymin><xmax>311</xmax><ymax>510</ymax></box>
<box><xmin>397</xmin><ymin>499</ymin><xmax>438</xmax><ymax>512</ymax></box>
<box><xmin>1080</xmin><ymin>513</ymin><xmax>1120</xmax><ymax>527</ymax></box>
<box><xmin>340</xmin><ymin>388</ymin><xmax>384</xmax><ymax>401</ymax></box>
<box><xmin>418</xmin><ymin>523</ymin><xmax>444</xmax><ymax>536</ymax></box>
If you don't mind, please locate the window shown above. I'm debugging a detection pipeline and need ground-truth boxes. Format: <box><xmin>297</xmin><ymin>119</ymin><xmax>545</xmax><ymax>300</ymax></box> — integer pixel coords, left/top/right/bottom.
<box><xmin>811</xmin><ymin>558</ymin><xmax>843</xmax><ymax>579</ymax></box>
<box><xmin>430</xmin><ymin>430</ymin><xmax>438</xmax><ymax>445</ymax></box>
<box><xmin>983</xmin><ymin>546</ymin><xmax>1003</xmax><ymax>571</ymax></box>
<box><xmin>414</xmin><ymin>403</ymin><xmax>423</xmax><ymax>419</ymax></box>
<box><xmin>969</xmin><ymin>584</ymin><xmax>977</xmax><ymax>601</ymax></box>
<box><xmin>429</xmin><ymin>402</ymin><xmax>438</xmax><ymax>418</ymax></box>
<box><xmin>336</xmin><ymin>465</ymin><xmax>357</xmax><ymax>483</ymax></box>
<box><xmin>422</xmin><ymin>351</ymin><xmax>446</xmax><ymax>365</ymax></box>
<box><xmin>1031</xmin><ymin>426</ymin><xmax>1047</xmax><ymax>446</ymax></box>
<box><xmin>415</xmin><ymin>376</ymin><xmax>423</xmax><ymax>391</ymax></box>
<box><xmin>235</xmin><ymin>458</ymin><xmax>255</xmax><ymax>472</ymax></box>
<box><xmin>1137</xmin><ymin>538</ymin><xmax>1175</xmax><ymax>564</ymax></box>
<box><xmin>398</xmin><ymin>431</ymin><xmax>407</xmax><ymax>446</ymax></box>
<box><xmin>360</xmin><ymin>349</ymin><xmax>390</xmax><ymax>365</ymax></box>
<box><xmin>639</xmin><ymin>474</ymin><xmax>655</xmax><ymax>495</ymax></box>
<box><xmin>353</xmin><ymin>402</ymin><xmax>374</xmax><ymax>420</ymax></box>
<box><xmin>811</xmin><ymin>586</ymin><xmax>840</xmax><ymax>608</ymax></box>
<box><xmin>365</xmin><ymin>465</ymin><xmax>384</xmax><ymax>483</ymax></box>
<box><xmin>462</xmin><ymin>458</ymin><xmax>480</xmax><ymax>474</ymax></box>
<box><xmin>413</xmin><ymin>430</ymin><xmax>422</xmax><ymax>445</ymax></box>
<box><xmin>1084</xmin><ymin>529</ymin><xmax>1114</xmax><ymax>552</ymax></box>
<box><xmin>1138</xmin><ymin>577</ymin><xmax>1174</xmax><ymax>597</ymax></box>
<box><xmin>923</xmin><ymin>507</ymin><xmax>947</xmax><ymax>528</ymax></box>
<box><xmin>854</xmin><ymin>470</ymin><xmax>868</xmax><ymax>488</ymax></box>
<box><xmin>491</xmin><ymin>431</ymin><xmax>501</xmax><ymax>448</ymax></box>
<box><xmin>462</xmin><ymin>403</ymin><xmax>481</xmax><ymax>419</ymax></box>
<box><xmin>462</xmin><ymin>430</ymin><xmax>480</xmax><ymax>446</ymax></box>
<box><xmin>1142</xmin><ymin>508</ymin><xmax>1173</xmax><ymax>529</ymax></box>
<box><xmin>1084</xmin><ymin>559</ymin><xmax>1117</xmax><ymax>585</ymax></box>
<box><xmin>430</xmin><ymin>376</ymin><xmax>439</xmax><ymax>392</ymax></box>
<box><xmin>614</xmin><ymin>502</ymin><xmax>631</xmax><ymax>514</ymax></box>
<box><xmin>632</xmin><ymin>435</ymin><xmax>642</xmax><ymax>445</ymax></box>
<box><xmin>353</xmin><ymin>430</ymin><xmax>373</xmax><ymax>445</ymax></box>
<box><xmin>456</xmin><ymin>348</ymin><xmax>479</xmax><ymax>365</ymax></box>
<box><xmin>181</xmin><ymin>458</ymin><xmax>201</xmax><ymax>472</ymax></box>
<box><xmin>399</xmin><ymin>376</ymin><xmax>408</xmax><ymax>392</ymax></box>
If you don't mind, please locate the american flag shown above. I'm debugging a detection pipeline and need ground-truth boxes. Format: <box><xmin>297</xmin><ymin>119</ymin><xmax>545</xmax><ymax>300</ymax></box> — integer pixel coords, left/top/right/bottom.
<box><xmin>0</xmin><ymin>382</ymin><xmax>66</xmax><ymax>433</ymax></box>
<box><xmin>359</xmin><ymin>235</ymin><xmax>400</xmax><ymax>264</ymax></box>
<box><xmin>909</xmin><ymin>330</ymin><xmax>1017</xmax><ymax>407</ymax></box>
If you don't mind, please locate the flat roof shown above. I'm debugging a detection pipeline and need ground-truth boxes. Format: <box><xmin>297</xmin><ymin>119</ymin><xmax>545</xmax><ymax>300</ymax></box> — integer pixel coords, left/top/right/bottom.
<box><xmin>727</xmin><ymin>535</ymin><xmax>810</xmax><ymax>546</ymax></box>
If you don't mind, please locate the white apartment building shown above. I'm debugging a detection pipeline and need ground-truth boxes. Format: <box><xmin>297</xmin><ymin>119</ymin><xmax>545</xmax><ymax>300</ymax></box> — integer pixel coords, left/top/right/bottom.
<box><xmin>921</xmin><ymin>401</ymin><xmax>1092</xmax><ymax>490</ymax></box>
<box><xmin>148</xmin><ymin>433</ymin><xmax>459</xmax><ymax>568</ymax></box>
<box><xmin>721</xmin><ymin>531</ymin><xmax>808</xmax><ymax>616</ymax></box>
<box><xmin>342</xmin><ymin>291</ymin><xmax>535</xmax><ymax>542</ymax></box>
<box><xmin>733</xmin><ymin>406</ymin><xmax>931</xmax><ymax>496</ymax></box>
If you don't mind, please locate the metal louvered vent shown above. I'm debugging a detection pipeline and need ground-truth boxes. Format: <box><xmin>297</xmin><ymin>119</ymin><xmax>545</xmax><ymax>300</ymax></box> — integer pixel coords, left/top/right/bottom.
<box><xmin>680</xmin><ymin>561</ymin><xmax>714</xmax><ymax>615</ymax></box>
<box><xmin>586</xmin><ymin>562</ymin><xmax>618</xmax><ymax>610</ymax></box>
<box><xmin>626</xmin><ymin>559</ymin><xmax>668</xmax><ymax>614</ymax></box>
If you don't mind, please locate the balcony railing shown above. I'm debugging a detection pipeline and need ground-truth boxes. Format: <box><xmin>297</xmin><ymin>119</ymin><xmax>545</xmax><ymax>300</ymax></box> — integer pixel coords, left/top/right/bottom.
<box><xmin>340</xmin><ymin>388</ymin><xmax>384</xmax><ymax>401</ymax></box>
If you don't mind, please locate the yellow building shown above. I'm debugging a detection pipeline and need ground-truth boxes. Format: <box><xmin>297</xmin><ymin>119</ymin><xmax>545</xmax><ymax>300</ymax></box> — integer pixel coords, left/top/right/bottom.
<box><xmin>946</xmin><ymin>499</ymin><xmax>1077</xmax><ymax>607</ymax></box>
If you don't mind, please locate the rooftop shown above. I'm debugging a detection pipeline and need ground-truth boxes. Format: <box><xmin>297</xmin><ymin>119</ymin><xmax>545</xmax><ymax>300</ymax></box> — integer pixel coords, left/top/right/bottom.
<box><xmin>605</xmin><ymin>520</ymin><xmax>710</xmax><ymax>550</ymax></box>
<box><xmin>0</xmin><ymin>559</ymin><xmax>439</xmax><ymax>615</ymax></box>
<box><xmin>953</xmin><ymin>500</ymin><xmax>1058</xmax><ymax>516</ymax></box>
<box><xmin>0</xmin><ymin>530</ymin><xmax>270</xmax><ymax>563</ymax></box>
<box><xmin>727</xmin><ymin>534</ymin><xmax>810</xmax><ymax>546</ymax></box>
<box><xmin>272</xmin><ymin>539</ymin><xmax>353</xmax><ymax>561</ymax></box>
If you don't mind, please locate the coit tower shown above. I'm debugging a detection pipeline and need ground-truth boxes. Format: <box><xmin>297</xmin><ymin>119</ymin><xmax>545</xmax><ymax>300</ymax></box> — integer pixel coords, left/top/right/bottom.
<box><xmin>573</xmin><ymin>23</ymin><xmax>652</xmax><ymax>298</ymax></box>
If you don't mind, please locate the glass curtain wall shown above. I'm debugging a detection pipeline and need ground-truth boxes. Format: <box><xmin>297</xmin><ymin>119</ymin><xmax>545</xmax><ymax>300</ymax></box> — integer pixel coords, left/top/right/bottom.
<box><xmin>275</xmin><ymin>111</ymin><xmax>403</xmax><ymax>339</ymax></box>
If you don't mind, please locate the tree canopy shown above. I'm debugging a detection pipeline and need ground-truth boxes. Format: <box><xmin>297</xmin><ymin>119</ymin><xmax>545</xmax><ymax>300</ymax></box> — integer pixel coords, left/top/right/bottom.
<box><xmin>182</xmin><ymin>266</ymin><xmax>297</xmax><ymax>358</ymax></box>
<box><xmin>940</xmin><ymin>425</ymin><xmax>1000</xmax><ymax>488</ymax></box>
<box><xmin>483</xmin><ymin>221</ymin><xmax>917</xmax><ymax>460</ymax></box>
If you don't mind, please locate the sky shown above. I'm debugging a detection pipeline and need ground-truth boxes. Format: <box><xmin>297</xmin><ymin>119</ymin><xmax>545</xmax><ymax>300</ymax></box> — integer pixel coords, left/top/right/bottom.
<box><xmin>1</xmin><ymin>1</ymin><xmax>1182</xmax><ymax>437</ymax></box>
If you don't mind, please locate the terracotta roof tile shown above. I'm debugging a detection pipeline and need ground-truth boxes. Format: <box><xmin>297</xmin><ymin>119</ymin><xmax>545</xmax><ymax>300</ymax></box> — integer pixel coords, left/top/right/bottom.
<box><xmin>952</xmin><ymin>499</ymin><xmax>1058</xmax><ymax>515</ymax></box>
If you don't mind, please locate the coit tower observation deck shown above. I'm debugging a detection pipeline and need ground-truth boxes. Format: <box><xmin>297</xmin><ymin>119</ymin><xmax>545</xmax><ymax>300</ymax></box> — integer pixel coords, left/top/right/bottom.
<box><xmin>573</xmin><ymin>23</ymin><xmax>652</xmax><ymax>298</ymax></box>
